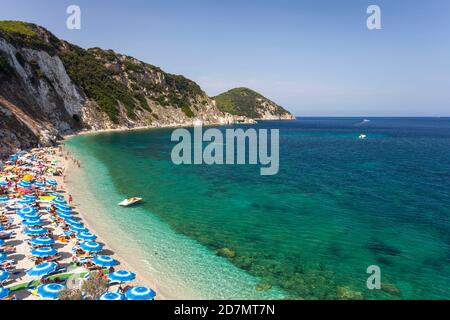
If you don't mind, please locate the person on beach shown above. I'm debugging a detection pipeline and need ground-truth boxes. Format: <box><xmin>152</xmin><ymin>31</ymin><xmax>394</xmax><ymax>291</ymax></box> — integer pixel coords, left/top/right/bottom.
<box><xmin>69</xmin><ymin>194</ymin><xmax>73</xmax><ymax>205</ymax></box>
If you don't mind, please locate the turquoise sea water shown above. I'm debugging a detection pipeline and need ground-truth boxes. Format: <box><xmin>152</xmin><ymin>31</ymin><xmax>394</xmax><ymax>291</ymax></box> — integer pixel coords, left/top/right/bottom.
<box><xmin>66</xmin><ymin>118</ymin><xmax>450</xmax><ymax>299</ymax></box>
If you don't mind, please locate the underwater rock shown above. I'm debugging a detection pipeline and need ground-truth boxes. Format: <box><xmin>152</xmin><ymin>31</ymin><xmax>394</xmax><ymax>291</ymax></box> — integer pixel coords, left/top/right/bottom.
<box><xmin>381</xmin><ymin>283</ymin><xmax>401</xmax><ymax>296</ymax></box>
<box><xmin>336</xmin><ymin>286</ymin><xmax>364</xmax><ymax>300</ymax></box>
<box><xmin>217</xmin><ymin>247</ymin><xmax>236</xmax><ymax>259</ymax></box>
<box><xmin>256</xmin><ymin>282</ymin><xmax>272</xmax><ymax>291</ymax></box>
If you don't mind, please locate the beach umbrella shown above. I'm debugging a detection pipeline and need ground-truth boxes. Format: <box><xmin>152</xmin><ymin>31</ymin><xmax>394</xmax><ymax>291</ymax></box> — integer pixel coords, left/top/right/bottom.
<box><xmin>22</xmin><ymin>218</ymin><xmax>43</xmax><ymax>227</ymax></box>
<box><xmin>18</xmin><ymin>207</ymin><xmax>38</xmax><ymax>216</ymax></box>
<box><xmin>23</xmin><ymin>194</ymin><xmax>38</xmax><ymax>201</ymax></box>
<box><xmin>18</xmin><ymin>180</ymin><xmax>32</xmax><ymax>188</ymax></box>
<box><xmin>56</xmin><ymin>207</ymin><xmax>72</xmax><ymax>213</ymax></box>
<box><xmin>20</xmin><ymin>213</ymin><xmax>40</xmax><ymax>220</ymax></box>
<box><xmin>32</xmin><ymin>182</ymin><xmax>46</xmax><ymax>188</ymax></box>
<box><xmin>54</xmin><ymin>205</ymin><xmax>71</xmax><ymax>212</ymax></box>
<box><xmin>100</xmin><ymin>292</ymin><xmax>124</xmax><ymax>301</ymax></box>
<box><xmin>0</xmin><ymin>181</ymin><xmax>8</xmax><ymax>187</ymax></box>
<box><xmin>26</xmin><ymin>262</ymin><xmax>57</xmax><ymax>277</ymax></box>
<box><xmin>76</xmin><ymin>232</ymin><xmax>97</xmax><ymax>241</ymax></box>
<box><xmin>24</xmin><ymin>227</ymin><xmax>47</xmax><ymax>236</ymax></box>
<box><xmin>52</xmin><ymin>197</ymin><xmax>66</xmax><ymax>205</ymax></box>
<box><xmin>30</xmin><ymin>237</ymin><xmax>55</xmax><ymax>246</ymax></box>
<box><xmin>17</xmin><ymin>199</ymin><xmax>35</xmax><ymax>206</ymax></box>
<box><xmin>0</xmin><ymin>196</ymin><xmax>9</xmax><ymax>202</ymax></box>
<box><xmin>36</xmin><ymin>283</ymin><xmax>65</xmax><ymax>300</ymax></box>
<box><xmin>0</xmin><ymin>253</ymin><xmax>7</xmax><ymax>263</ymax></box>
<box><xmin>0</xmin><ymin>287</ymin><xmax>10</xmax><ymax>299</ymax></box>
<box><xmin>57</xmin><ymin>212</ymin><xmax>73</xmax><ymax>220</ymax></box>
<box><xmin>80</xmin><ymin>241</ymin><xmax>103</xmax><ymax>253</ymax></box>
<box><xmin>0</xmin><ymin>239</ymin><xmax>4</xmax><ymax>246</ymax></box>
<box><xmin>125</xmin><ymin>286</ymin><xmax>156</xmax><ymax>301</ymax></box>
<box><xmin>50</xmin><ymin>193</ymin><xmax>64</xmax><ymax>199</ymax></box>
<box><xmin>31</xmin><ymin>247</ymin><xmax>57</xmax><ymax>257</ymax></box>
<box><xmin>69</xmin><ymin>225</ymin><xmax>88</xmax><ymax>233</ymax></box>
<box><xmin>46</xmin><ymin>180</ymin><xmax>58</xmax><ymax>187</ymax></box>
<box><xmin>92</xmin><ymin>256</ymin><xmax>117</xmax><ymax>267</ymax></box>
<box><xmin>0</xmin><ymin>269</ymin><xmax>9</xmax><ymax>282</ymax></box>
<box><xmin>108</xmin><ymin>270</ymin><xmax>136</xmax><ymax>283</ymax></box>
<box><xmin>65</xmin><ymin>218</ymin><xmax>82</xmax><ymax>226</ymax></box>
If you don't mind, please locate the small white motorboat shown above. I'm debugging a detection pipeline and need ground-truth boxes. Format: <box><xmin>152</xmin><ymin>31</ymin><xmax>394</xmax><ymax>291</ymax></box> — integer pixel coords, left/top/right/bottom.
<box><xmin>359</xmin><ymin>134</ymin><xmax>367</xmax><ymax>140</ymax></box>
<box><xmin>118</xmin><ymin>197</ymin><xmax>142</xmax><ymax>207</ymax></box>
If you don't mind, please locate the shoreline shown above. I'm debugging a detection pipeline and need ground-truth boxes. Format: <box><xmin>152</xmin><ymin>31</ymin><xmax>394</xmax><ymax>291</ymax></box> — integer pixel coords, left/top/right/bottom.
<box><xmin>59</xmin><ymin>147</ymin><xmax>168</xmax><ymax>299</ymax></box>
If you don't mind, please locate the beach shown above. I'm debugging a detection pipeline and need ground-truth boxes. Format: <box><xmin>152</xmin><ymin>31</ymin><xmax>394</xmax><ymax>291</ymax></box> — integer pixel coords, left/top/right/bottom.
<box><xmin>0</xmin><ymin>146</ymin><xmax>159</xmax><ymax>300</ymax></box>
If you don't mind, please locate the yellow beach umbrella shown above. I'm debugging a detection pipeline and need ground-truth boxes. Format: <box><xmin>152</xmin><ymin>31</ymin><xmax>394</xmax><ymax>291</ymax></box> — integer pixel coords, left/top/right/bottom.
<box><xmin>22</xmin><ymin>174</ymin><xmax>34</xmax><ymax>181</ymax></box>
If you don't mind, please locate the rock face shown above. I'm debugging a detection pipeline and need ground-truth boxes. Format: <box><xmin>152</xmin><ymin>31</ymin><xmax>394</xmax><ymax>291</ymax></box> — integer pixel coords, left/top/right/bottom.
<box><xmin>213</xmin><ymin>87</ymin><xmax>295</xmax><ymax>120</ymax></box>
<box><xmin>0</xmin><ymin>21</ymin><xmax>294</xmax><ymax>156</ymax></box>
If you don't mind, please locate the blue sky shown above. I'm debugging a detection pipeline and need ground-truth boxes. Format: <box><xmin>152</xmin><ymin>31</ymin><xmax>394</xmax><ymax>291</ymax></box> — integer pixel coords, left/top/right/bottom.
<box><xmin>1</xmin><ymin>0</ymin><xmax>449</xmax><ymax>116</ymax></box>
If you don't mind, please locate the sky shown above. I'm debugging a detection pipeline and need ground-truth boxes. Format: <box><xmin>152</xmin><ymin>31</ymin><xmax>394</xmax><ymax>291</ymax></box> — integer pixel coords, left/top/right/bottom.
<box><xmin>1</xmin><ymin>0</ymin><xmax>449</xmax><ymax>116</ymax></box>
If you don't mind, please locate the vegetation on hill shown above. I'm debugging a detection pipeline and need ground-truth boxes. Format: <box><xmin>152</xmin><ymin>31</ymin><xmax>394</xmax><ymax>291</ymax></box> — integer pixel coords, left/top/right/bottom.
<box><xmin>214</xmin><ymin>87</ymin><xmax>291</xmax><ymax>118</ymax></box>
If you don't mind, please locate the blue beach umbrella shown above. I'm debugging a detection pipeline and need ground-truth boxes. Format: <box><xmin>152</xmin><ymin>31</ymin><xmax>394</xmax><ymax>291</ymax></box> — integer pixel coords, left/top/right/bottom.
<box><xmin>46</xmin><ymin>180</ymin><xmax>58</xmax><ymax>187</ymax></box>
<box><xmin>20</xmin><ymin>213</ymin><xmax>40</xmax><ymax>220</ymax></box>
<box><xmin>80</xmin><ymin>241</ymin><xmax>103</xmax><ymax>253</ymax></box>
<box><xmin>0</xmin><ymin>239</ymin><xmax>4</xmax><ymax>246</ymax></box>
<box><xmin>125</xmin><ymin>286</ymin><xmax>156</xmax><ymax>301</ymax></box>
<box><xmin>65</xmin><ymin>218</ymin><xmax>82</xmax><ymax>226</ymax></box>
<box><xmin>108</xmin><ymin>270</ymin><xmax>136</xmax><ymax>283</ymax></box>
<box><xmin>23</xmin><ymin>194</ymin><xmax>37</xmax><ymax>201</ymax></box>
<box><xmin>100</xmin><ymin>292</ymin><xmax>124</xmax><ymax>301</ymax></box>
<box><xmin>18</xmin><ymin>207</ymin><xmax>38</xmax><ymax>216</ymax></box>
<box><xmin>27</xmin><ymin>262</ymin><xmax>57</xmax><ymax>277</ymax></box>
<box><xmin>69</xmin><ymin>225</ymin><xmax>88</xmax><ymax>233</ymax></box>
<box><xmin>0</xmin><ymin>181</ymin><xmax>8</xmax><ymax>187</ymax></box>
<box><xmin>57</xmin><ymin>212</ymin><xmax>73</xmax><ymax>220</ymax></box>
<box><xmin>76</xmin><ymin>232</ymin><xmax>97</xmax><ymax>241</ymax></box>
<box><xmin>22</xmin><ymin>218</ymin><xmax>43</xmax><ymax>227</ymax></box>
<box><xmin>32</xmin><ymin>182</ymin><xmax>46</xmax><ymax>188</ymax></box>
<box><xmin>0</xmin><ymin>195</ymin><xmax>10</xmax><ymax>202</ymax></box>
<box><xmin>36</xmin><ymin>283</ymin><xmax>65</xmax><ymax>300</ymax></box>
<box><xmin>92</xmin><ymin>256</ymin><xmax>117</xmax><ymax>267</ymax></box>
<box><xmin>0</xmin><ymin>287</ymin><xmax>10</xmax><ymax>299</ymax></box>
<box><xmin>24</xmin><ymin>227</ymin><xmax>47</xmax><ymax>236</ymax></box>
<box><xmin>30</xmin><ymin>237</ymin><xmax>55</xmax><ymax>246</ymax></box>
<box><xmin>56</xmin><ymin>206</ymin><xmax>72</xmax><ymax>213</ymax></box>
<box><xmin>0</xmin><ymin>253</ymin><xmax>7</xmax><ymax>263</ymax></box>
<box><xmin>31</xmin><ymin>247</ymin><xmax>57</xmax><ymax>257</ymax></box>
<box><xmin>17</xmin><ymin>199</ymin><xmax>35</xmax><ymax>206</ymax></box>
<box><xmin>18</xmin><ymin>180</ymin><xmax>32</xmax><ymax>188</ymax></box>
<box><xmin>52</xmin><ymin>198</ymin><xmax>66</xmax><ymax>205</ymax></box>
<box><xmin>0</xmin><ymin>269</ymin><xmax>9</xmax><ymax>282</ymax></box>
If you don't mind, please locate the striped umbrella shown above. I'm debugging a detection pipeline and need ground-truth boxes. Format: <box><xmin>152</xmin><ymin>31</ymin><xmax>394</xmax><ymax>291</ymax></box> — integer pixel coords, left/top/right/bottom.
<box><xmin>0</xmin><ymin>253</ymin><xmax>7</xmax><ymax>263</ymax></box>
<box><xmin>69</xmin><ymin>225</ymin><xmax>88</xmax><ymax>233</ymax></box>
<box><xmin>27</xmin><ymin>262</ymin><xmax>57</xmax><ymax>277</ymax></box>
<box><xmin>108</xmin><ymin>270</ymin><xmax>136</xmax><ymax>283</ymax></box>
<box><xmin>18</xmin><ymin>180</ymin><xmax>32</xmax><ymax>188</ymax></box>
<box><xmin>65</xmin><ymin>218</ymin><xmax>82</xmax><ymax>226</ymax></box>
<box><xmin>29</xmin><ymin>237</ymin><xmax>55</xmax><ymax>246</ymax></box>
<box><xmin>31</xmin><ymin>247</ymin><xmax>57</xmax><ymax>257</ymax></box>
<box><xmin>125</xmin><ymin>286</ymin><xmax>156</xmax><ymax>300</ymax></box>
<box><xmin>18</xmin><ymin>199</ymin><xmax>35</xmax><ymax>206</ymax></box>
<box><xmin>0</xmin><ymin>181</ymin><xmax>8</xmax><ymax>187</ymax></box>
<box><xmin>24</xmin><ymin>227</ymin><xmax>47</xmax><ymax>236</ymax></box>
<box><xmin>36</xmin><ymin>283</ymin><xmax>65</xmax><ymax>300</ymax></box>
<box><xmin>76</xmin><ymin>232</ymin><xmax>97</xmax><ymax>241</ymax></box>
<box><xmin>100</xmin><ymin>292</ymin><xmax>124</xmax><ymax>300</ymax></box>
<box><xmin>52</xmin><ymin>198</ymin><xmax>66</xmax><ymax>205</ymax></box>
<box><xmin>23</xmin><ymin>194</ymin><xmax>37</xmax><ymax>201</ymax></box>
<box><xmin>0</xmin><ymin>269</ymin><xmax>9</xmax><ymax>282</ymax></box>
<box><xmin>0</xmin><ymin>239</ymin><xmax>4</xmax><ymax>246</ymax></box>
<box><xmin>46</xmin><ymin>180</ymin><xmax>58</xmax><ymax>186</ymax></box>
<box><xmin>22</xmin><ymin>218</ymin><xmax>43</xmax><ymax>227</ymax></box>
<box><xmin>20</xmin><ymin>213</ymin><xmax>40</xmax><ymax>220</ymax></box>
<box><xmin>92</xmin><ymin>256</ymin><xmax>118</xmax><ymax>267</ymax></box>
<box><xmin>0</xmin><ymin>287</ymin><xmax>10</xmax><ymax>299</ymax></box>
<box><xmin>18</xmin><ymin>207</ymin><xmax>38</xmax><ymax>216</ymax></box>
<box><xmin>57</xmin><ymin>212</ymin><xmax>73</xmax><ymax>220</ymax></box>
<box><xmin>0</xmin><ymin>195</ymin><xmax>9</xmax><ymax>202</ymax></box>
<box><xmin>32</xmin><ymin>182</ymin><xmax>46</xmax><ymax>188</ymax></box>
<box><xmin>80</xmin><ymin>241</ymin><xmax>103</xmax><ymax>253</ymax></box>
<box><xmin>56</xmin><ymin>206</ymin><xmax>72</xmax><ymax>213</ymax></box>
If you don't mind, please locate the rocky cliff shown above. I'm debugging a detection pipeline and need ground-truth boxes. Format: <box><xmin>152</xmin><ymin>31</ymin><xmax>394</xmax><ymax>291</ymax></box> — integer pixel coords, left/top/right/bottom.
<box><xmin>0</xmin><ymin>21</ymin><xmax>294</xmax><ymax>157</ymax></box>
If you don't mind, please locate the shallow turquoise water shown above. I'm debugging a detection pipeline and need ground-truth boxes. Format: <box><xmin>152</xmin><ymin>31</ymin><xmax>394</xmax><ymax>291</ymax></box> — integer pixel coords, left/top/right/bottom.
<box><xmin>66</xmin><ymin>118</ymin><xmax>450</xmax><ymax>299</ymax></box>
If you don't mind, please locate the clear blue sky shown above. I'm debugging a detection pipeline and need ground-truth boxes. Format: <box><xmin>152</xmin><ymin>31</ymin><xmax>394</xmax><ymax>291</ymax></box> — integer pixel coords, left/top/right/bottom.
<box><xmin>1</xmin><ymin>0</ymin><xmax>449</xmax><ymax>116</ymax></box>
